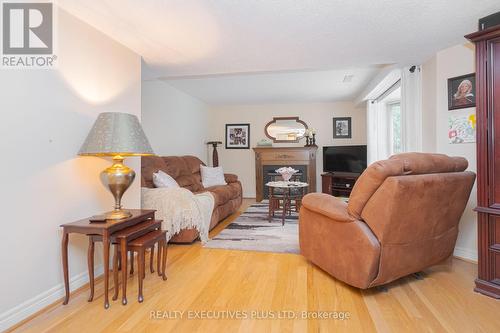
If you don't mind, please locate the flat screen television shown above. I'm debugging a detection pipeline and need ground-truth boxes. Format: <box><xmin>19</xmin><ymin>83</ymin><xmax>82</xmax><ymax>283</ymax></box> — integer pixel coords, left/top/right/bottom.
<box><xmin>323</xmin><ymin>145</ymin><xmax>367</xmax><ymax>174</ymax></box>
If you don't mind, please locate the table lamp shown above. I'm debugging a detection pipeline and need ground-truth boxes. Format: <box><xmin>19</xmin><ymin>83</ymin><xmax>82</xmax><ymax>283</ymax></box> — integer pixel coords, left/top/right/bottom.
<box><xmin>78</xmin><ymin>112</ymin><xmax>154</xmax><ymax>220</ymax></box>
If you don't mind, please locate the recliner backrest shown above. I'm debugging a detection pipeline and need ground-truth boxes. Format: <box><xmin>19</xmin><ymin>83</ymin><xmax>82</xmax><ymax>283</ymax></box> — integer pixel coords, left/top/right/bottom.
<box><xmin>347</xmin><ymin>152</ymin><xmax>469</xmax><ymax>219</ymax></box>
<box><xmin>361</xmin><ymin>171</ymin><xmax>475</xmax><ymax>244</ymax></box>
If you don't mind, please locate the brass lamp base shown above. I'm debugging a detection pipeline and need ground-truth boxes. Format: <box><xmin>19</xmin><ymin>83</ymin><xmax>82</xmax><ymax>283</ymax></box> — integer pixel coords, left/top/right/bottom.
<box><xmin>105</xmin><ymin>209</ymin><xmax>132</xmax><ymax>220</ymax></box>
<box><xmin>100</xmin><ymin>155</ymin><xmax>136</xmax><ymax>220</ymax></box>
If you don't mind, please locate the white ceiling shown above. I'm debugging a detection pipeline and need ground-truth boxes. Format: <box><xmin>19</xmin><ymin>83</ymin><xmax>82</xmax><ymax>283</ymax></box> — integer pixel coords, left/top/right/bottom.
<box><xmin>58</xmin><ymin>0</ymin><xmax>500</xmax><ymax>104</ymax></box>
<box><xmin>159</xmin><ymin>67</ymin><xmax>382</xmax><ymax>104</ymax></box>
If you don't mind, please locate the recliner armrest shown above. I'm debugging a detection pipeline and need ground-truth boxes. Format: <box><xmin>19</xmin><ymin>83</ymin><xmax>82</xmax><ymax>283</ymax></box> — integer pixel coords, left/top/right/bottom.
<box><xmin>302</xmin><ymin>193</ymin><xmax>355</xmax><ymax>223</ymax></box>
<box><xmin>224</xmin><ymin>173</ymin><xmax>239</xmax><ymax>183</ymax></box>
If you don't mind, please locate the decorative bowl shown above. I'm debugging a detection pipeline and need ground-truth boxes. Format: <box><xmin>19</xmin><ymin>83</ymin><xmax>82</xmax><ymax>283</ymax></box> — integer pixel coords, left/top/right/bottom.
<box><xmin>275</xmin><ymin>167</ymin><xmax>299</xmax><ymax>182</ymax></box>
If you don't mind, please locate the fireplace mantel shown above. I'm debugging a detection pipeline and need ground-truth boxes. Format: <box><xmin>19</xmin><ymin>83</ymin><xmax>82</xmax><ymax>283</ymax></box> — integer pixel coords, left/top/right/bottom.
<box><xmin>253</xmin><ymin>146</ymin><xmax>318</xmax><ymax>202</ymax></box>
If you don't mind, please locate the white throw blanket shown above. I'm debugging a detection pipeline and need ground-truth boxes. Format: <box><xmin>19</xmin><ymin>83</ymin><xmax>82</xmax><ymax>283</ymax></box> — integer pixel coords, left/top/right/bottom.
<box><xmin>141</xmin><ymin>187</ymin><xmax>214</xmax><ymax>243</ymax></box>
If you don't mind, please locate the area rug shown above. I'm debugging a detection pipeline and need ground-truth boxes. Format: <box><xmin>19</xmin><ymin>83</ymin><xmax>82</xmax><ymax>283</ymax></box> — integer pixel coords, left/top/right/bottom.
<box><xmin>204</xmin><ymin>201</ymin><xmax>299</xmax><ymax>254</ymax></box>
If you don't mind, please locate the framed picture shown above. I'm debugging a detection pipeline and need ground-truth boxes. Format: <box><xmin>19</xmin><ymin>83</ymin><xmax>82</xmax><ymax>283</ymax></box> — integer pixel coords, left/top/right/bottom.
<box><xmin>333</xmin><ymin>117</ymin><xmax>352</xmax><ymax>139</ymax></box>
<box><xmin>225</xmin><ymin>123</ymin><xmax>250</xmax><ymax>149</ymax></box>
<box><xmin>448</xmin><ymin>73</ymin><xmax>476</xmax><ymax>110</ymax></box>
<box><xmin>448</xmin><ymin>113</ymin><xmax>476</xmax><ymax>144</ymax></box>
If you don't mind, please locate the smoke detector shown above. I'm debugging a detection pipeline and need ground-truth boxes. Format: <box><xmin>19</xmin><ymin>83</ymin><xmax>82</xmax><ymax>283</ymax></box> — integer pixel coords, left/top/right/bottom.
<box><xmin>343</xmin><ymin>74</ymin><xmax>354</xmax><ymax>83</ymax></box>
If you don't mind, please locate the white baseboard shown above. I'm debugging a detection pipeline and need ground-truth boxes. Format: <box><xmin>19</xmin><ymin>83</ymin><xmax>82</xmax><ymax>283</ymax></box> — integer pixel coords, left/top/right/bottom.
<box><xmin>0</xmin><ymin>265</ymin><xmax>103</xmax><ymax>332</ymax></box>
<box><xmin>453</xmin><ymin>246</ymin><xmax>478</xmax><ymax>263</ymax></box>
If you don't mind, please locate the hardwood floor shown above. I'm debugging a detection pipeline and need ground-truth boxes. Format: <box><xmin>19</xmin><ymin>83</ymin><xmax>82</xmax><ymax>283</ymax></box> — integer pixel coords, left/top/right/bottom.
<box><xmin>10</xmin><ymin>199</ymin><xmax>500</xmax><ymax>332</ymax></box>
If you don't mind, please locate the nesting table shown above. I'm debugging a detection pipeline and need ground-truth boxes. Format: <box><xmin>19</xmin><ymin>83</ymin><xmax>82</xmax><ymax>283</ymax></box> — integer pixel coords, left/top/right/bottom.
<box><xmin>60</xmin><ymin>209</ymin><xmax>156</xmax><ymax>309</ymax></box>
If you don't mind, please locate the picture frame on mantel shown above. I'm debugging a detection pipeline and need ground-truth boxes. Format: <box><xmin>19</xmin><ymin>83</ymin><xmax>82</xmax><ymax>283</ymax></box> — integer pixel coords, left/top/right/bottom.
<box><xmin>333</xmin><ymin>117</ymin><xmax>352</xmax><ymax>139</ymax></box>
<box><xmin>225</xmin><ymin>123</ymin><xmax>250</xmax><ymax>149</ymax></box>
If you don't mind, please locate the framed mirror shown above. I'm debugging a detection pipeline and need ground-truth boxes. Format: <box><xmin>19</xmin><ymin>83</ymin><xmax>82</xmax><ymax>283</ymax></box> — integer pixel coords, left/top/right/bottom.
<box><xmin>264</xmin><ymin>117</ymin><xmax>308</xmax><ymax>143</ymax></box>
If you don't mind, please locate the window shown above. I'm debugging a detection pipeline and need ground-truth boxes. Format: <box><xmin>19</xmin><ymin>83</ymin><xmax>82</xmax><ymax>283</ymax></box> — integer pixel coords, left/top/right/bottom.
<box><xmin>367</xmin><ymin>80</ymin><xmax>402</xmax><ymax>162</ymax></box>
<box><xmin>379</xmin><ymin>85</ymin><xmax>402</xmax><ymax>156</ymax></box>
<box><xmin>388</xmin><ymin>102</ymin><xmax>402</xmax><ymax>154</ymax></box>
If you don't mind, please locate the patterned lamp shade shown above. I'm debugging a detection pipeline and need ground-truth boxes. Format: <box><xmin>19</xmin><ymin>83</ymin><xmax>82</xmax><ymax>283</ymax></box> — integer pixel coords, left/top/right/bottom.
<box><xmin>78</xmin><ymin>112</ymin><xmax>154</xmax><ymax>156</ymax></box>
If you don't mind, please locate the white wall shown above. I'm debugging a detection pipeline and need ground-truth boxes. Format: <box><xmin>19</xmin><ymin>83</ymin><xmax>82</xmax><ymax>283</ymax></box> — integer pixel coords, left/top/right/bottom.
<box><xmin>0</xmin><ymin>9</ymin><xmax>142</xmax><ymax>330</ymax></box>
<box><xmin>422</xmin><ymin>43</ymin><xmax>477</xmax><ymax>261</ymax></box>
<box><xmin>142</xmin><ymin>80</ymin><xmax>208</xmax><ymax>161</ymax></box>
<box><xmin>208</xmin><ymin>102</ymin><xmax>366</xmax><ymax>197</ymax></box>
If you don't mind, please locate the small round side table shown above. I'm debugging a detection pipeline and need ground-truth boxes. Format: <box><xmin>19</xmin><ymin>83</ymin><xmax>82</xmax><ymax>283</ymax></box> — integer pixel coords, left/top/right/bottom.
<box><xmin>265</xmin><ymin>181</ymin><xmax>309</xmax><ymax>225</ymax></box>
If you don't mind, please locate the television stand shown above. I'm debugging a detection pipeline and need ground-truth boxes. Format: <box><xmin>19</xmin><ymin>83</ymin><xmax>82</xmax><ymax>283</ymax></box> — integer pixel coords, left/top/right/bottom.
<box><xmin>321</xmin><ymin>172</ymin><xmax>361</xmax><ymax>197</ymax></box>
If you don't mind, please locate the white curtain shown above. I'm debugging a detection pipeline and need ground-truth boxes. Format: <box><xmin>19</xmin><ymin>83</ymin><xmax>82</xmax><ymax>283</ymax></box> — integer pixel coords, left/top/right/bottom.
<box><xmin>366</xmin><ymin>100</ymin><xmax>378</xmax><ymax>164</ymax></box>
<box><xmin>366</xmin><ymin>66</ymin><xmax>422</xmax><ymax>164</ymax></box>
<box><xmin>366</xmin><ymin>100</ymin><xmax>390</xmax><ymax>164</ymax></box>
<box><xmin>401</xmin><ymin>66</ymin><xmax>423</xmax><ymax>152</ymax></box>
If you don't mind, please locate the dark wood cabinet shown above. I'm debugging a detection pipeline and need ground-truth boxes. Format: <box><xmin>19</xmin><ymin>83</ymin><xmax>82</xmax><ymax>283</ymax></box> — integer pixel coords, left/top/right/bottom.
<box><xmin>466</xmin><ymin>25</ymin><xmax>500</xmax><ymax>298</ymax></box>
<box><xmin>321</xmin><ymin>172</ymin><xmax>360</xmax><ymax>197</ymax></box>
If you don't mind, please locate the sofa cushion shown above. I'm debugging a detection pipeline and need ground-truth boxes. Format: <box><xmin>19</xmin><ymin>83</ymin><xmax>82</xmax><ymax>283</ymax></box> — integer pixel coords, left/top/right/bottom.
<box><xmin>200</xmin><ymin>165</ymin><xmax>227</xmax><ymax>188</ymax></box>
<box><xmin>184</xmin><ymin>156</ymin><xmax>204</xmax><ymax>174</ymax></box>
<box><xmin>162</xmin><ymin>156</ymin><xmax>188</xmax><ymax>178</ymax></box>
<box><xmin>153</xmin><ymin>170</ymin><xmax>180</xmax><ymax>188</ymax></box>
<box><xmin>160</xmin><ymin>156</ymin><xmax>204</xmax><ymax>192</ymax></box>
<box><xmin>141</xmin><ymin>155</ymin><xmax>169</xmax><ymax>188</ymax></box>
<box><xmin>175</xmin><ymin>174</ymin><xmax>201</xmax><ymax>192</ymax></box>
<box><xmin>205</xmin><ymin>183</ymin><xmax>241</xmax><ymax>206</ymax></box>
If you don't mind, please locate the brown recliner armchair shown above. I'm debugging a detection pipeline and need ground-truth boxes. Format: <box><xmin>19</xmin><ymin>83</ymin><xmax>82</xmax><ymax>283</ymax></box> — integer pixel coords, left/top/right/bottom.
<box><xmin>299</xmin><ymin>153</ymin><xmax>476</xmax><ymax>289</ymax></box>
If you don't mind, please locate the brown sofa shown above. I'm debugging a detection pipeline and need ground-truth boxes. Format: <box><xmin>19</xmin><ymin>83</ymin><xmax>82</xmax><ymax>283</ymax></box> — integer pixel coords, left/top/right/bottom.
<box><xmin>299</xmin><ymin>153</ymin><xmax>476</xmax><ymax>289</ymax></box>
<box><xmin>141</xmin><ymin>155</ymin><xmax>242</xmax><ymax>243</ymax></box>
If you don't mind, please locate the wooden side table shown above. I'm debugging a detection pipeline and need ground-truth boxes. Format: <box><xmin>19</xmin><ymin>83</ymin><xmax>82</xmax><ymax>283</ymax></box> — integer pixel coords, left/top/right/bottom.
<box><xmin>123</xmin><ymin>230</ymin><xmax>168</xmax><ymax>303</ymax></box>
<box><xmin>60</xmin><ymin>209</ymin><xmax>155</xmax><ymax>309</ymax></box>
<box><xmin>88</xmin><ymin>219</ymin><xmax>162</xmax><ymax>305</ymax></box>
<box><xmin>266</xmin><ymin>181</ymin><xmax>308</xmax><ymax>225</ymax></box>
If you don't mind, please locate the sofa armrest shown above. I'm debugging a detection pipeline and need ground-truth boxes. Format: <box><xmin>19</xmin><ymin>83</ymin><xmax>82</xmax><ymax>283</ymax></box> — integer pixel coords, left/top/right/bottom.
<box><xmin>224</xmin><ymin>173</ymin><xmax>239</xmax><ymax>183</ymax></box>
<box><xmin>302</xmin><ymin>193</ymin><xmax>354</xmax><ymax>223</ymax></box>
